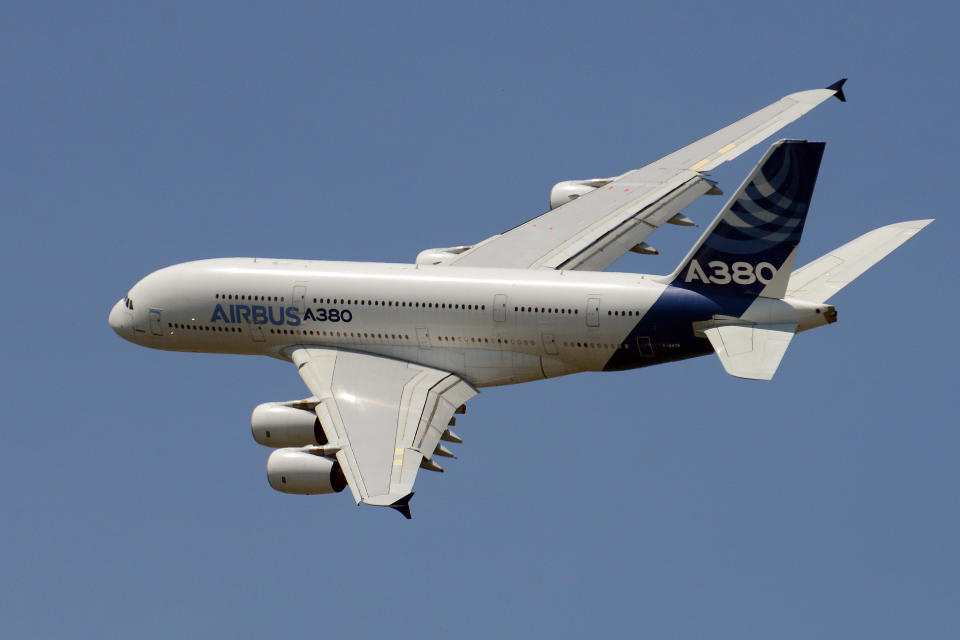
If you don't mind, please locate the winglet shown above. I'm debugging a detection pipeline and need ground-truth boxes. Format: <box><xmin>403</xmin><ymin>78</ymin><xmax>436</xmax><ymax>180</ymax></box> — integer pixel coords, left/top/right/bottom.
<box><xmin>389</xmin><ymin>493</ymin><xmax>414</xmax><ymax>519</ymax></box>
<box><xmin>825</xmin><ymin>78</ymin><xmax>847</xmax><ymax>102</ymax></box>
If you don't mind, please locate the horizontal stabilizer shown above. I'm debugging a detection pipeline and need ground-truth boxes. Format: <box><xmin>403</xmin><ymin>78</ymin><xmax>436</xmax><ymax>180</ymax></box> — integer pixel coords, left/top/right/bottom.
<box><xmin>787</xmin><ymin>220</ymin><xmax>933</xmax><ymax>303</ymax></box>
<box><xmin>703</xmin><ymin>323</ymin><xmax>797</xmax><ymax>380</ymax></box>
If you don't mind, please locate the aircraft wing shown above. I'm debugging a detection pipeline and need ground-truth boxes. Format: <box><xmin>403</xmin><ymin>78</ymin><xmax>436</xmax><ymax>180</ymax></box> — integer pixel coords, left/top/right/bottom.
<box><xmin>442</xmin><ymin>80</ymin><xmax>846</xmax><ymax>272</ymax></box>
<box><xmin>286</xmin><ymin>346</ymin><xmax>477</xmax><ymax>518</ymax></box>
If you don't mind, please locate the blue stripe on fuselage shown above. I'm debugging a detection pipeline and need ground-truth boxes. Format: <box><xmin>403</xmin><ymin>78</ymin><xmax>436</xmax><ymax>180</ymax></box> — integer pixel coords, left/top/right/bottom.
<box><xmin>603</xmin><ymin>286</ymin><xmax>755</xmax><ymax>371</ymax></box>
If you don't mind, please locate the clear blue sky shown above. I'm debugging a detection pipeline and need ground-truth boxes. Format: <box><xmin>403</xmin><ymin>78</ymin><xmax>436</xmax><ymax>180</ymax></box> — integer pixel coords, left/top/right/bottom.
<box><xmin>2</xmin><ymin>2</ymin><xmax>957</xmax><ymax>638</ymax></box>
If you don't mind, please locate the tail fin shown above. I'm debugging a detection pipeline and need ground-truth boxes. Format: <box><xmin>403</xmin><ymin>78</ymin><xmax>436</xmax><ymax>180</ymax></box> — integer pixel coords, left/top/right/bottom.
<box><xmin>668</xmin><ymin>140</ymin><xmax>826</xmax><ymax>300</ymax></box>
<box><xmin>787</xmin><ymin>219</ymin><xmax>933</xmax><ymax>303</ymax></box>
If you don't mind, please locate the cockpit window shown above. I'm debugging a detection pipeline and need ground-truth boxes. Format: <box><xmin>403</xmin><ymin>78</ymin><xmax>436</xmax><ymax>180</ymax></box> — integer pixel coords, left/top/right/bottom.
<box><xmin>124</xmin><ymin>296</ymin><xmax>134</xmax><ymax>310</ymax></box>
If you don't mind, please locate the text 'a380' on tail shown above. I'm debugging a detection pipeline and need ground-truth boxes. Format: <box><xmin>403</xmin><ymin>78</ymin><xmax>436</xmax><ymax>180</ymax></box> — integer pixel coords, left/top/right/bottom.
<box><xmin>666</xmin><ymin>138</ymin><xmax>825</xmax><ymax>306</ymax></box>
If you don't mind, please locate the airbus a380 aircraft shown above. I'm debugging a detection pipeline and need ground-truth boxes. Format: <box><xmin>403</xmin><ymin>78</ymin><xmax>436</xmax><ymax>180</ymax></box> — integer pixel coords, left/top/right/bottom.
<box><xmin>109</xmin><ymin>80</ymin><xmax>930</xmax><ymax>518</ymax></box>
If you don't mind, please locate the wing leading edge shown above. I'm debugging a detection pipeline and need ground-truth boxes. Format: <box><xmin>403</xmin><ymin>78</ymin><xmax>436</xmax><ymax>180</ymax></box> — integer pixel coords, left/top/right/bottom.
<box><xmin>442</xmin><ymin>81</ymin><xmax>846</xmax><ymax>272</ymax></box>
<box><xmin>287</xmin><ymin>347</ymin><xmax>477</xmax><ymax>518</ymax></box>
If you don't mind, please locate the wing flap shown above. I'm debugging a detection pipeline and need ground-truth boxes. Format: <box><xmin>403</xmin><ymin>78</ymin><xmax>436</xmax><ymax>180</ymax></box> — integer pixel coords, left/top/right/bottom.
<box><xmin>288</xmin><ymin>347</ymin><xmax>477</xmax><ymax>512</ymax></box>
<box><xmin>549</xmin><ymin>174</ymin><xmax>714</xmax><ymax>271</ymax></box>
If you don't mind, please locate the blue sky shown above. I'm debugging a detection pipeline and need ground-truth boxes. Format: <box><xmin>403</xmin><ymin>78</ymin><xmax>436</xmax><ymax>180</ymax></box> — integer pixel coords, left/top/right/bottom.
<box><xmin>2</xmin><ymin>2</ymin><xmax>957</xmax><ymax>638</ymax></box>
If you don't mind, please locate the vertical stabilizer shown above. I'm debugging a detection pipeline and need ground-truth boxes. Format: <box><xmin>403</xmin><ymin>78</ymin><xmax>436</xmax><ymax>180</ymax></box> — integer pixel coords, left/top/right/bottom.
<box><xmin>668</xmin><ymin>140</ymin><xmax>825</xmax><ymax>301</ymax></box>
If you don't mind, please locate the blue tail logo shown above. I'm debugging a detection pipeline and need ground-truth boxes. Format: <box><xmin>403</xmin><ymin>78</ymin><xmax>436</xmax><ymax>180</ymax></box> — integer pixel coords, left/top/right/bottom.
<box><xmin>671</xmin><ymin>140</ymin><xmax>825</xmax><ymax>299</ymax></box>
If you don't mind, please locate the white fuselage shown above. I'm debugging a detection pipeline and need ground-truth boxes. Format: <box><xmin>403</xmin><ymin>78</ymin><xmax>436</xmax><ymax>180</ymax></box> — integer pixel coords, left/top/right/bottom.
<box><xmin>109</xmin><ymin>258</ymin><xmax>830</xmax><ymax>387</ymax></box>
<box><xmin>109</xmin><ymin>258</ymin><xmax>688</xmax><ymax>387</ymax></box>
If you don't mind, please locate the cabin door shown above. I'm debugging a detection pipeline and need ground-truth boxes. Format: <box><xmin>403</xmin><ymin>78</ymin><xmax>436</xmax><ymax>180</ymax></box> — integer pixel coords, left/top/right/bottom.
<box><xmin>493</xmin><ymin>294</ymin><xmax>507</xmax><ymax>322</ymax></box>
<box><xmin>541</xmin><ymin>333</ymin><xmax>559</xmax><ymax>355</ymax></box>
<box><xmin>149</xmin><ymin>309</ymin><xmax>163</xmax><ymax>336</ymax></box>
<box><xmin>293</xmin><ymin>283</ymin><xmax>307</xmax><ymax>314</ymax></box>
<box><xmin>416</xmin><ymin>327</ymin><xmax>431</xmax><ymax>348</ymax></box>
<box><xmin>586</xmin><ymin>297</ymin><xmax>600</xmax><ymax>327</ymax></box>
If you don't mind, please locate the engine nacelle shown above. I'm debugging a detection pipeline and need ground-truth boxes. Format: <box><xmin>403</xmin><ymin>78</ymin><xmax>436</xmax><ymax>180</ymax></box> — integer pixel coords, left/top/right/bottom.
<box><xmin>266</xmin><ymin>449</ymin><xmax>347</xmax><ymax>495</ymax></box>
<box><xmin>415</xmin><ymin>245</ymin><xmax>473</xmax><ymax>266</ymax></box>
<box><xmin>251</xmin><ymin>403</ymin><xmax>327</xmax><ymax>448</ymax></box>
<box><xmin>549</xmin><ymin>178</ymin><xmax>612</xmax><ymax>210</ymax></box>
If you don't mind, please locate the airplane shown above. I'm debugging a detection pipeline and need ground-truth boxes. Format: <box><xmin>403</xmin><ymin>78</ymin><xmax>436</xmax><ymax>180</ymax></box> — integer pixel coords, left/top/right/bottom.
<box><xmin>109</xmin><ymin>79</ymin><xmax>931</xmax><ymax>518</ymax></box>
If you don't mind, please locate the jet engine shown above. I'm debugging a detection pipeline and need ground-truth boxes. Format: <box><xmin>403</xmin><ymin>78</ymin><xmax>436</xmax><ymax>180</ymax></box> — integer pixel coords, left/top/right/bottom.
<box><xmin>266</xmin><ymin>448</ymin><xmax>347</xmax><ymax>495</ymax></box>
<box><xmin>251</xmin><ymin>403</ymin><xmax>327</xmax><ymax>448</ymax></box>
<box><xmin>415</xmin><ymin>245</ymin><xmax>473</xmax><ymax>266</ymax></box>
<box><xmin>549</xmin><ymin>178</ymin><xmax>612</xmax><ymax>210</ymax></box>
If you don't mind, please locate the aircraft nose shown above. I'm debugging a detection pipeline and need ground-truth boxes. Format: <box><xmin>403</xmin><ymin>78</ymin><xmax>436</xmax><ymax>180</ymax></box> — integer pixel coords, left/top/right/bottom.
<box><xmin>109</xmin><ymin>299</ymin><xmax>126</xmax><ymax>336</ymax></box>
